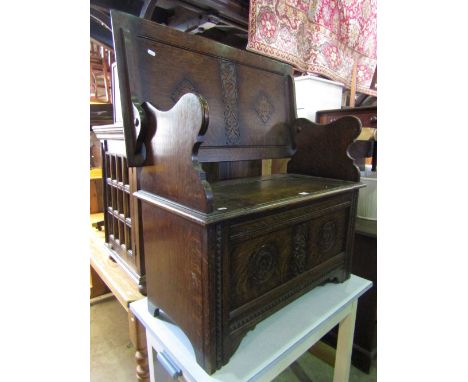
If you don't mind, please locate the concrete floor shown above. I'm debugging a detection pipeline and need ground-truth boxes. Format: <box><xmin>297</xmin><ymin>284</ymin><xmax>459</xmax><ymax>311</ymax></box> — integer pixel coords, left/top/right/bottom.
<box><xmin>91</xmin><ymin>297</ymin><xmax>376</xmax><ymax>382</ymax></box>
<box><xmin>91</xmin><ymin>297</ymin><xmax>136</xmax><ymax>382</ymax></box>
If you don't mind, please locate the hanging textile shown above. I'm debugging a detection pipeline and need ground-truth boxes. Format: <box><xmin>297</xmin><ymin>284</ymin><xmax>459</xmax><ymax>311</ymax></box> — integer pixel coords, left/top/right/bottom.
<box><xmin>247</xmin><ymin>0</ymin><xmax>377</xmax><ymax>96</ymax></box>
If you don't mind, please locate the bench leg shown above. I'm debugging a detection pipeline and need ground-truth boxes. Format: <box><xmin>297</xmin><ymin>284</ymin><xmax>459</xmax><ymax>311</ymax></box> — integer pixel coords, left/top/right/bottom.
<box><xmin>129</xmin><ymin>310</ymin><xmax>150</xmax><ymax>382</ymax></box>
<box><xmin>333</xmin><ymin>300</ymin><xmax>358</xmax><ymax>382</ymax></box>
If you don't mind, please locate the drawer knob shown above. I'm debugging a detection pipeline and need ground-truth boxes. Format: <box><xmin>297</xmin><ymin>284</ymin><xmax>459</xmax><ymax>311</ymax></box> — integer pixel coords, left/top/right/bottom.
<box><xmin>369</xmin><ymin>115</ymin><xmax>377</xmax><ymax>124</ymax></box>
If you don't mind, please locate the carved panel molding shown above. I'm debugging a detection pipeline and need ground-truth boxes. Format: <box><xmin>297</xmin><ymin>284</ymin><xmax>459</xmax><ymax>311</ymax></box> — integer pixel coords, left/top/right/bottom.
<box><xmin>291</xmin><ymin>222</ymin><xmax>309</xmax><ymax>276</ymax></box>
<box><xmin>229</xmin><ymin>265</ymin><xmax>344</xmax><ymax>332</ymax></box>
<box><xmin>254</xmin><ymin>91</ymin><xmax>275</xmax><ymax>124</ymax></box>
<box><xmin>229</xmin><ymin>199</ymin><xmax>351</xmax><ymax>242</ymax></box>
<box><xmin>318</xmin><ymin>221</ymin><xmax>337</xmax><ymax>253</ymax></box>
<box><xmin>171</xmin><ymin>78</ymin><xmax>197</xmax><ymax>103</ymax></box>
<box><xmin>219</xmin><ymin>59</ymin><xmax>241</xmax><ymax>145</ymax></box>
<box><xmin>215</xmin><ymin>224</ymin><xmax>224</xmax><ymax>365</ymax></box>
<box><xmin>249</xmin><ymin>243</ymin><xmax>277</xmax><ymax>286</ymax></box>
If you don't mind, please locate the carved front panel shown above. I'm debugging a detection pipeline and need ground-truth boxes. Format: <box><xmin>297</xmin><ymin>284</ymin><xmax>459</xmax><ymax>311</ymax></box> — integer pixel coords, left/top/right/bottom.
<box><xmin>228</xmin><ymin>204</ymin><xmax>349</xmax><ymax>310</ymax></box>
<box><xmin>308</xmin><ymin>208</ymin><xmax>348</xmax><ymax>268</ymax></box>
<box><xmin>131</xmin><ymin>36</ymin><xmax>290</xmax><ymax>149</ymax></box>
<box><xmin>230</xmin><ymin>231</ymin><xmax>293</xmax><ymax>309</ymax></box>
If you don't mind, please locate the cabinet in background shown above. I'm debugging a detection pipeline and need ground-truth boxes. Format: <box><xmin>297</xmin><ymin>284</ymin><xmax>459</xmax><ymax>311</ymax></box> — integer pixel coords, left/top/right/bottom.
<box><xmin>316</xmin><ymin>106</ymin><xmax>377</xmax><ymax>373</ymax></box>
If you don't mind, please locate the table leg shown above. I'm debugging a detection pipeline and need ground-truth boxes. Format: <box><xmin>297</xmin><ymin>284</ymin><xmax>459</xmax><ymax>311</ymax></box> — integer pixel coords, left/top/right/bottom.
<box><xmin>129</xmin><ymin>310</ymin><xmax>150</xmax><ymax>382</ymax></box>
<box><xmin>333</xmin><ymin>300</ymin><xmax>358</xmax><ymax>382</ymax></box>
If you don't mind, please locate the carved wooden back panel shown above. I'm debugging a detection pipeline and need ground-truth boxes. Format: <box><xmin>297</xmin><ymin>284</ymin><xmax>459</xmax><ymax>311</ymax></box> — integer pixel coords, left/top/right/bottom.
<box><xmin>111</xmin><ymin>10</ymin><xmax>297</xmax><ymax>164</ymax></box>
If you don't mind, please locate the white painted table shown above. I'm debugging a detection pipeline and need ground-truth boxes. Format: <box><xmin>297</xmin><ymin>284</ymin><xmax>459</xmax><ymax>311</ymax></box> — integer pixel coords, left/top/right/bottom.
<box><xmin>130</xmin><ymin>275</ymin><xmax>372</xmax><ymax>382</ymax></box>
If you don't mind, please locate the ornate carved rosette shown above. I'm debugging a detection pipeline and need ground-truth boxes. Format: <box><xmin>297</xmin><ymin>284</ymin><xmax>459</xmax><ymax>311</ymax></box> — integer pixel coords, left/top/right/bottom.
<box><xmin>249</xmin><ymin>243</ymin><xmax>277</xmax><ymax>286</ymax></box>
<box><xmin>318</xmin><ymin>220</ymin><xmax>337</xmax><ymax>253</ymax></box>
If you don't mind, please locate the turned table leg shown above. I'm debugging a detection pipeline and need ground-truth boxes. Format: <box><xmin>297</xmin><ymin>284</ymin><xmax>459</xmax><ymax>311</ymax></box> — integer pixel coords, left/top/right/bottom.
<box><xmin>333</xmin><ymin>300</ymin><xmax>358</xmax><ymax>382</ymax></box>
<box><xmin>129</xmin><ymin>310</ymin><xmax>150</xmax><ymax>382</ymax></box>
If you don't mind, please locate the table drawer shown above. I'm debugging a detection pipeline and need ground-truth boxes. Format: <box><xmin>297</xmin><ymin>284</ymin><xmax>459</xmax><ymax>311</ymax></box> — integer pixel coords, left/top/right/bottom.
<box><xmin>152</xmin><ymin>349</ymin><xmax>186</xmax><ymax>382</ymax></box>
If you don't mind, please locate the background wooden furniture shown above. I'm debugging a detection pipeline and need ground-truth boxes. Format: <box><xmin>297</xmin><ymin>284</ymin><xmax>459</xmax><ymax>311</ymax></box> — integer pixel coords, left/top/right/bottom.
<box><xmin>110</xmin><ymin>10</ymin><xmax>364</xmax><ymax>374</ymax></box>
<box><xmin>90</xmin><ymin>168</ymin><xmax>104</xmax><ymax>214</ymax></box>
<box><xmin>90</xmin><ymin>103</ymin><xmax>114</xmax><ymax>126</ymax></box>
<box><xmin>316</xmin><ymin>106</ymin><xmax>377</xmax><ymax>373</ymax></box>
<box><xmin>90</xmin><ymin>103</ymin><xmax>113</xmax><ymax>214</ymax></box>
<box><xmin>90</xmin><ymin>40</ymin><xmax>115</xmax><ymax>103</ymax></box>
<box><xmin>90</xmin><ymin>103</ymin><xmax>113</xmax><ymax>171</ymax></box>
<box><xmin>131</xmin><ymin>275</ymin><xmax>372</xmax><ymax>382</ymax></box>
<box><xmin>317</xmin><ymin>106</ymin><xmax>377</xmax><ymax>172</ymax></box>
<box><xmin>90</xmin><ymin>213</ymin><xmax>149</xmax><ymax>382</ymax></box>
<box><xmin>93</xmin><ymin>62</ymin><xmax>146</xmax><ymax>294</ymax></box>
<box><xmin>90</xmin><ymin>266</ymin><xmax>110</xmax><ymax>298</ymax></box>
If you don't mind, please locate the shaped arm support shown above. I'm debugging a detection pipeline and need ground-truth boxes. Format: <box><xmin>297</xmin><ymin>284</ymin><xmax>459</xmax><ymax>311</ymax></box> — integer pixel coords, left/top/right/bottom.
<box><xmin>136</xmin><ymin>93</ymin><xmax>214</xmax><ymax>213</ymax></box>
<box><xmin>288</xmin><ymin>116</ymin><xmax>362</xmax><ymax>182</ymax></box>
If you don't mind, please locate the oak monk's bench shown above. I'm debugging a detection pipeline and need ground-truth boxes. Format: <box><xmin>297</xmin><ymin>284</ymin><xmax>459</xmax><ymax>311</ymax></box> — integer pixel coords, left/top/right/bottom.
<box><xmin>99</xmin><ymin>10</ymin><xmax>364</xmax><ymax>375</ymax></box>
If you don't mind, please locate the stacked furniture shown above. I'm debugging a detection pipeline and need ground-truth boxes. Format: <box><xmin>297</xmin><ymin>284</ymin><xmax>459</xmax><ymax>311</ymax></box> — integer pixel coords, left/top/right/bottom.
<box><xmin>96</xmin><ymin>10</ymin><xmax>366</xmax><ymax>374</ymax></box>
<box><xmin>317</xmin><ymin>106</ymin><xmax>377</xmax><ymax>373</ymax></box>
<box><xmin>93</xmin><ymin>64</ymin><xmax>146</xmax><ymax>294</ymax></box>
<box><xmin>90</xmin><ymin>40</ymin><xmax>114</xmax><ymax>103</ymax></box>
<box><xmin>90</xmin><ymin>214</ymin><xmax>150</xmax><ymax>381</ymax></box>
<box><xmin>90</xmin><ymin>103</ymin><xmax>114</xmax><ymax>216</ymax></box>
<box><xmin>317</xmin><ymin>106</ymin><xmax>377</xmax><ymax>172</ymax></box>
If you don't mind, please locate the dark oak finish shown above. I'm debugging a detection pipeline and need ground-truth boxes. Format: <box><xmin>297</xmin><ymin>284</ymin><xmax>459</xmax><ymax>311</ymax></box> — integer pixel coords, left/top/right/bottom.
<box><xmin>288</xmin><ymin>117</ymin><xmax>361</xmax><ymax>182</ymax></box>
<box><xmin>140</xmin><ymin>96</ymin><xmax>213</xmax><ymax>212</ymax></box>
<box><xmin>316</xmin><ymin>106</ymin><xmax>377</xmax><ymax>172</ymax></box>
<box><xmin>104</xmin><ymin>11</ymin><xmax>365</xmax><ymax>374</ymax></box>
<box><xmin>92</xmin><ymin>123</ymin><xmax>147</xmax><ymax>293</ymax></box>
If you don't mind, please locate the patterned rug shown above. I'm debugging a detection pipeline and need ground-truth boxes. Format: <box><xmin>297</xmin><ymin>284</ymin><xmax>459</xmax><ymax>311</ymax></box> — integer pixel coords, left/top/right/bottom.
<box><xmin>247</xmin><ymin>0</ymin><xmax>377</xmax><ymax>96</ymax></box>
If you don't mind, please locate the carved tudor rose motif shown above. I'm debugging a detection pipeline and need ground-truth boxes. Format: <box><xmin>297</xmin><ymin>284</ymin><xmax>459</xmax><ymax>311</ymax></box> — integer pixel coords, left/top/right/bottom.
<box><xmin>318</xmin><ymin>221</ymin><xmax>337</xmax><ymax>253</ymax></box>
<box><xmin>249</xmin><ymin>244</ymin><xmax>277</xmax><ymax>286</ymax></box>
<box><xmin>171</xmin><ymin>78</ymin><xmax>197</xmax><ymax>103</ymax></box>
<box><xmin>254</xmin><ymin>91</ymin><xmax>275</xmax><ymax>124</ymax></box>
